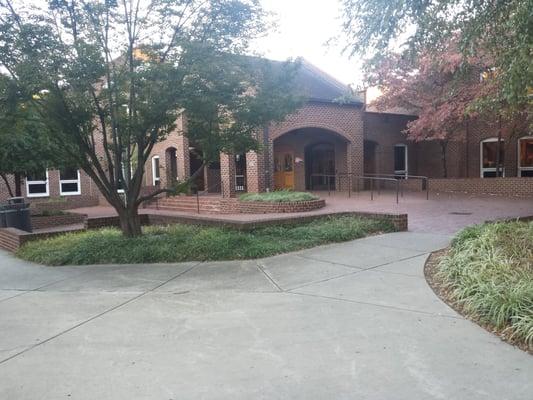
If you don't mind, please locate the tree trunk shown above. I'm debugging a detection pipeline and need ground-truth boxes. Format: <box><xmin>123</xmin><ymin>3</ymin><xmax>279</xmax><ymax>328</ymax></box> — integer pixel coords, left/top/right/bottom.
<box><xmin>440</xmin><ymin>141</ymin><xmax>448</xmax><ymax>178</ymax></box>
<box><xmin>14</xmin><ymin>173</ymin><xmax>22</xmax><ymax>197</ymax></box>
<box><xmin>0</xmin><ymin>173</ymin><xmax>14</xmax><ymax>197</ymax></box>
<box><xmin>118</xmin><ymin>204</ymin><xmax>142</xmax><ymax>237</ymax></box>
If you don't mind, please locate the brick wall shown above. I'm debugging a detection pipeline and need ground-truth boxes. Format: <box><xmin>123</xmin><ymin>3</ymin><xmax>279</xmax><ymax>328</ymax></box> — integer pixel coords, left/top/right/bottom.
<box><xmin>31</xmin><ymin>213</ymin><xmax>86</xmax><ymax>230</ymax></box>
<box><xmin>237</xmin><ymin>199</ymin><xmax>326</xmax><ymax>214</ymax></box>
<box><xmin>0</xmin><ymin>226</ymin><xmax>85</xmax><ymax>252</ymax></box>
<box><xmin>148</xmin><ymin>211</ymin><xmax>408</xmax><ymax>232</ymax></box>
<box><xmin>365</xmin><ymin>113</ymin><xmax>530</xmax><ymax>180</ymax></box>
<box><xmin>364</xmin><ymin>112</ymin><xmax>418</xmax><ymax>176</ymax></box>
<box><xmin>0</xmin><ymin>169</ymin><xmax>100</xmax><ymax>209</ymax></box>
<box><xmin>430</xmin><ymin>177</ymin><xmax>533</xmax><ymax>197</ymax></box>
<box><xmin>84</xmin><ymin>214</ymin><xmax>150</xmax><ymax>230</ymax></box>
<box><xmin>267</xmin><ymin>101</ymin><xmax>365</xmax><ymax>191</ymax></box>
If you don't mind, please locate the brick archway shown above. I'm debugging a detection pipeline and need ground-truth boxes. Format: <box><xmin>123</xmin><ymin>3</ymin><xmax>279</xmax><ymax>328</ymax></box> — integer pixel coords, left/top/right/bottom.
<box><xmin>266</xmin><ymin>102</ymin><xmax>365</xmax><ymax>192</ymax></box>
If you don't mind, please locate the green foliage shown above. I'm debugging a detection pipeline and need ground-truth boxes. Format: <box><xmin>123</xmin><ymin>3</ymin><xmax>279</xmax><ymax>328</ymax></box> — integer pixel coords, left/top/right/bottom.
<box><xmin>0</xmin><ymin>76</ymin><xmax>69</xmax><ymax>195</ymax></box>
<box><xmin>0</xmin><ymin>0</ymin><xmax>301</xmax><ymax>235</ymax></box>
<box><xmin>239</xmin><ymin>190</ymin><xmax>319</xmax><ymax>203</ymax></box>
<box><xmin>17</xmin><ymin>216</ymin><xmax>395</xmax><ymax>265</ymax></box>
<box><xmin>437</xmin><ymin>221</ymin><xmax>533</xmax><ymax>349</ymax></box>
<box><xmin>341</xmin><ymin>0</ymin><xmax>533</xmax><ymax>113</ymax></box>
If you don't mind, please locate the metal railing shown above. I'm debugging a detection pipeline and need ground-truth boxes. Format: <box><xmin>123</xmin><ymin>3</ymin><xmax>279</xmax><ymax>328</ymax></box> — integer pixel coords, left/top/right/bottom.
<box><xmin>340</xmin><ymin>174</ymin><xmax>401</xmax><ymax>204</ymax></box>
<box><xmin>310</xmin><ymin>172</ymin><xmax>430</xmax><ymax>204</ymax></box>
<box><xmin>309</xmin><ymin>173</ymin><xmax>337</xmax><ymax>196</ymax></box>
<box><xmin>363</xmin><ymin>173</ymin><xmax>430</xmax><ymax>200</ymax></box>
<box><xmin>194</xmin><ymin>181</ymin><xmax>222</xmax><ymax>214</ymax></box>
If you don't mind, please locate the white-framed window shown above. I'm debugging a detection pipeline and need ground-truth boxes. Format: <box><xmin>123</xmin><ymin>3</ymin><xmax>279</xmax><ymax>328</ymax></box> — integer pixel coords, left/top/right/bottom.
<box><xmin>151</xmin><ymin>156</ymin><xmax>161</xmax><ymax>186</ymax></box>
<box><xmin>480</xmin><ymin>138</ymin><xmax>505</xmax><ymax>178</ymax></box>
<box><xmin>59</xmin><ymin>168</ymin><xmax>81</xmax><ymax>195</ymax></box>
<box><xmin>26</xmin><ymin>170</ymin><xmax>49</xmax><ymax>198</ymax></box>
<box><xmin>518</xmin><ymin>136</ymin><xmax>533</xmax><ymax>177</ymax></box>
<box><xmin>393</xmin><ymin>144</ymin><xmax>408</xmax><ymax>177</ymax></box>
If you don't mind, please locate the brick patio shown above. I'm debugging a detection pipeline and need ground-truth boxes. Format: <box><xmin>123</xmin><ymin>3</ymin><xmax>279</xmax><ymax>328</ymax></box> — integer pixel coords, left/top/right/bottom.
<box><xmin>67</xmin><ymin>191</ymin><xmax>533</xmax><ymax>235</ymax></box>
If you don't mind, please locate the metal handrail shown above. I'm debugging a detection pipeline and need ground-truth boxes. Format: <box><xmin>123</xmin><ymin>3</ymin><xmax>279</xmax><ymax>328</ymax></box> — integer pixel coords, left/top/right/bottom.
<box><xmin>311</xmin><ymin>173</ymin><xmax>401</xmax><ymax>204</ymax></box>
<box><xmin>363</xmin><ymin>173</ymin><xmax>429</xmax><ymax>200</ymax></box>
<box><xmin>309</xmin><ymin>173</ymin><xmax>337</xmax><ymax>196</ymax></box>
<box><xmin>194</xmin><ymin>181</ymin><xmax>223</xmax><ymax>214</ymax></box>
<box><xmin>344</xmin><ymin>175</ymin><xmax>400</xmax><ymax>204</ymax></box>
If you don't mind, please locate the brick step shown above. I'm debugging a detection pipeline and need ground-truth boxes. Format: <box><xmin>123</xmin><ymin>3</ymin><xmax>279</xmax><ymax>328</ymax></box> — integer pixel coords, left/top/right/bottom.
<box><xmin>155</xmin><ymin>203</ymin><xmax>221</xmax><ymax>210</ymax></box>
<box><xmin>145</xmin><ymin>196</ymin><xmax>223</xmax><ymax>214</ymax></box>
<box><xmin>153</xmin><ymin>200</ymin><xmax>221</xmax><ymax>208</ymax></box>
<box><xmin>154</xmin><ymin>205</ymin><xmax>221</xmax><ymax>214</ymax></box>
<box><xmin>155</xmin><ymin>197</ymin><xmax>221</xmax><ymax>204</ymax></box>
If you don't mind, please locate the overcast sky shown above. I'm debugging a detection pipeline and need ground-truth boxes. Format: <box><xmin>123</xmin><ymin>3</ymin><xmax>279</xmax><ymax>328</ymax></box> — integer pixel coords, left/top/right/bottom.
<box><xmin>253</xmin><ymin>0</ymin><xmax>364</xmax><ymax>87</ymax></box>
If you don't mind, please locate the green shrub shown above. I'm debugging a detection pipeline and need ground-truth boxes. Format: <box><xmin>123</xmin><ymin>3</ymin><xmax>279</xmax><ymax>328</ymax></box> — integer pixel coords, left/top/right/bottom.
<box><xmin>17</xmin><ymin>216</ymin><xmax>394</xmax><ymax>266</ymax></box>
<box><xmin>437</xmin><ymin>221</ymin><xmax>533</xmax><ymax>349</ymax></box>
<box><xmin>239</xmin><ymin>190</ymin><xmax>319</xmax><ymax>203</ymax></box>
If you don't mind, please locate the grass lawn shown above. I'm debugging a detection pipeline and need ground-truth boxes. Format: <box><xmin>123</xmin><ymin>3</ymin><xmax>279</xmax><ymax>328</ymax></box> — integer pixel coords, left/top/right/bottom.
<box><xmin>239</xmin><ymin>190</ymin><xmax>319</xmax><ymax>203</ymax></box>
<box><xmin>435</xmin><ymin>221</ymin><xmax>533</xmax><ymax>350</ymax></box>
<box><xmin>17</xmin><ymin>215</ymin><xmax>394</xmax><ymax>266</ymax></box>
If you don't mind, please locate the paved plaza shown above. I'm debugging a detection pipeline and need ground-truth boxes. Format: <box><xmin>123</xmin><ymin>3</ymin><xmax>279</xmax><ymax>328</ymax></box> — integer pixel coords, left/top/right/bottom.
<box><xmin>1</xmin><ymin>231</ymin><xmax>532</xmax><ymax>399</ymax></box>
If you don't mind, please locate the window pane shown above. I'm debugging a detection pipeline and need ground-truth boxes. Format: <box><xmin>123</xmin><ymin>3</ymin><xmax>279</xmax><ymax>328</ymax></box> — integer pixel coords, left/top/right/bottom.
<box><xmin>483</xmin><ymin>171</ymin><xmax>497</xmax><ymax>178</ymax></box>
<box><xmin>61</xmin><ymin>182</ymin><xmax>79</xmax><ymax>193</ymax></box>
<box><xmin>521</xmin><ymin>170</ymin><xmax>533</xmax><ymax>177</ymax></box>
<box><xmin>394</xmin><ymin>146</ymin><xmax>406</xmax><ymax>171</ymax></box>
<box><xmin>27</xmin><ymin>171</ymin><xmax>46</xmax><ymax>182</ymax></box>
<box><xmin>482</xmin><ymin>141</ymin><xmax>504</xmax><ymax>168</ymax></box>
<box><xmin>28</xmin><ymin>183</ymin><xmax>47</xmax><ymax>194</ymax></box>
<box><xmin>153</xmin><ymin>158</ymin><xmax>160</xmax><ymax>179</ymax></box>
<box><xmin>284</xmin><ymin>154</ymin><xmax>293</xmax><ymax>172</ymax></box>
<box><xmin>60</xmin><ymin>168</ymin><xmax>78</xmax><ymax>180</ymax></box>
<box><xmin>519</xmin><ymin>139</ymin><xmax>533</xmax><ymax>168</ymax></box>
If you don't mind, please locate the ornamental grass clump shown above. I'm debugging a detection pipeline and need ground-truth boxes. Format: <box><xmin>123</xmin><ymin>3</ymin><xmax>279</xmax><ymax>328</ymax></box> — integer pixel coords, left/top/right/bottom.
<box><xmin>437</xmin><ymin>221</ymin><xmax>533</xmax><ymax>349</ymax></box>
<box><xmin>17</xmin><ymin>216</ymin><xmax>394</xmax><ymax>266</ymax></box>
<box><xmin>239</xmin><ymin>190</ymin><xmax>319</xmax><ymax>203</ymax></box>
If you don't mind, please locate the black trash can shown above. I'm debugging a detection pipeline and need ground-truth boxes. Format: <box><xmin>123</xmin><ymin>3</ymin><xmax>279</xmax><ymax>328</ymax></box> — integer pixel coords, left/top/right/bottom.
<box><xmin>3</xmin><ymin>203</ymin><xmax>32</xmax><ymax>232</ymax></box>
<box><xmin>0</xmin><ymin>205</ymin><xmax>8</xmax><ymax>228</ymax></box>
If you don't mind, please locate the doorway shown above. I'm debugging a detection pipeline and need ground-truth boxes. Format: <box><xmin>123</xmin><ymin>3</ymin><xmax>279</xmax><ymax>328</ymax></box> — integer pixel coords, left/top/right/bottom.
<box><xmin>305</xmin><ymin>143</ymin><xmax>335</xmax><ymax>190</ymax></box>
<box><xmin>274</xmin><ymin>152</ymin><xmax>295</xmax><ymax>190</ymax></box>
<box><xmin>165</xmin><ymin>147</ymin><xmax>178</xmax><ymax>187</ymax></box>
<box><xmin>235</xmin><ymin>154</ymin><xmax>247</xmax><ymax>192</ymax></box>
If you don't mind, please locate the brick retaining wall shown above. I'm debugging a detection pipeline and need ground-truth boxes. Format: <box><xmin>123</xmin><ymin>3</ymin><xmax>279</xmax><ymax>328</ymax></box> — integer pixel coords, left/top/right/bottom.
<box><xmin>430</xmin><ymin>177</ymin><xmax>533</xmax><ymax>198</ymax></box>
<box><xmin>30</xmin><ymin>196</ymin><xmax>100</xmax><ymax>213</ymax></box>
<box><xmin>0</xmin><ymin>226</ymin><xmax>85</xmax><ymax>252</ymax></box>
<box><xmin>148</xmin><ymin>211</ymin><xmax>408</xmax><ymax>232</ymax></box>
<box><xmin>31</xmin><ymin>213</ymin><xmax>86</xmax><ymax>230</ymax></box>
<box><xmin>237</xmin><ymin>199</ymin><xmax>326</xmax><ymax>214</ymax></box>
<box><xmin>84</xmin><ymin>214</ymin><xmax>150</xmax><ymax>230</ymax></box>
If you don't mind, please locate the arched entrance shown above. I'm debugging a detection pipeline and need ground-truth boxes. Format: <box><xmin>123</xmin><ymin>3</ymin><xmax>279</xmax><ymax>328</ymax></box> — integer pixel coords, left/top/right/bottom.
<box><xmin>273</xmin><ymin>127</ymin><xmax>349</xmax><ymax>191</ymax></box>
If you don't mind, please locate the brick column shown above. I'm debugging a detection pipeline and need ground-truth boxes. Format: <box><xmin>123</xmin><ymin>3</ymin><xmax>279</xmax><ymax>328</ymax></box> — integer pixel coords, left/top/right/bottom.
<box><xmin>264</xmin><ymin>135</ymin><xmax>275</xmax><ymax>192</ymax></box>
<box><xmin>245</xmin><ymin>150</ymin><xmax>266</xmax><ymax>193</ymax></box>
<box><xmin>175</xmin><ymin>133</ymin><xmax>190</xmax><ymax>182</ymax></box>
<box><xmin>220</xmin><ymin>152</ymin><xmax>236</xmax><ymax>198</ymax></box>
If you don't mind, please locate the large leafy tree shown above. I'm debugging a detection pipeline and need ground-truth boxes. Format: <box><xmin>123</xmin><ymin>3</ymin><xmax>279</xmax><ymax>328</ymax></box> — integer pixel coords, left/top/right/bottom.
<box><xmin>0</xmin><ymin>0</ymin><xmax>300</xmax><ymax>236</ymax></box>
<box><xmin>370</xmin><ymin>39</ymin><xmax>529</xmax><ymax>177</ymax></box>
<box><xmin>340</xmin><ymin>0</ymin><xmax>533</xmax><ymax>112</ymax></box>
<box><xmin>0</xmin><ymin>76</ymin><xmax>68</xmax><ymax>197</ymax></box>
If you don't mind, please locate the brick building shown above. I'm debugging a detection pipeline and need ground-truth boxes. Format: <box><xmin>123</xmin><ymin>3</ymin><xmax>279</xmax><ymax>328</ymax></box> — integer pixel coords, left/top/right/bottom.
<box><xmin>1</xmin><ymin>59</ymin><xmax>532</xmax><ymax>206</ymax></box>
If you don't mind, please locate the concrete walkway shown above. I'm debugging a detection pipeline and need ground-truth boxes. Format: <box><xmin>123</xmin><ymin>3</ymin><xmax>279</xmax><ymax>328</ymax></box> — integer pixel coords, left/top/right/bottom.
<box><xmin>0</xmin><ymin>232</ymin><xmax>532</xmax><ymax>399</ymax></box>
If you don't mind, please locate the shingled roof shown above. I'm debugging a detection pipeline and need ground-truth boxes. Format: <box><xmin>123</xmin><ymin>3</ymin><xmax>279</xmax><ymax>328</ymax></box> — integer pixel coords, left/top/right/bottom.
<box><xmin>292</xmin><ymin>59</ymin><xmax>363</xmax><ymax>104</ymax></box>
<box><xmin>245</xmin><ymin>55</ymin><xmax>363</xmax><ymax>105</ymax></box>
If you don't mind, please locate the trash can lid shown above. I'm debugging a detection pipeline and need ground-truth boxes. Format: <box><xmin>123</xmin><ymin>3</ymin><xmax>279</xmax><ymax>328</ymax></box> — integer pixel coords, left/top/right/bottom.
<box><xmin>7</xmin><ymin>197</ymin><xmax>25</xmax><ymax>204</ymax></box>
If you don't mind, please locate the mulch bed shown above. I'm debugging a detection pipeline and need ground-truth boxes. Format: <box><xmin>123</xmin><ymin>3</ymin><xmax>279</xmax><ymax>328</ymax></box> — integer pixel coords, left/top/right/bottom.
<box><xmin>424</xmin><ymin>249</ymin><xmax>532</xmax><ymax>354</ymax></box>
